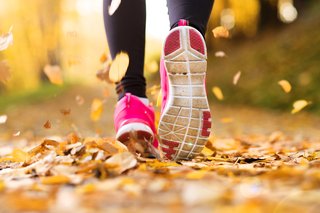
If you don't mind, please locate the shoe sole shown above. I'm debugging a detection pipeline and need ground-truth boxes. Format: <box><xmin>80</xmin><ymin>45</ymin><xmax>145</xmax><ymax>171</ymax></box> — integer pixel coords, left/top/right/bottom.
<box><xmin>158</xmin><ymin>26</ymin><xmax>212</xmax><ymax>161</ymax></box>
<box><xmin>116</xmin><ymin>123</ymin><xmax>156</xmax><ymax>157</ymax></box>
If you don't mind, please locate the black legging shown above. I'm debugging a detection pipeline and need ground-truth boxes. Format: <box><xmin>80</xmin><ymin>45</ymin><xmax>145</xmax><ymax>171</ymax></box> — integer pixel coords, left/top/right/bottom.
<box><xmin>103</xmin><ymin>0</ymin><xmax>214</xmax><ymax>99</ymax></box>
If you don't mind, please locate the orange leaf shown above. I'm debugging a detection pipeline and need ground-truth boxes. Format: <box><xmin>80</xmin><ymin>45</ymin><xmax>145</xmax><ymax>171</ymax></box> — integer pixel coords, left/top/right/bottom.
<box><xmin>43</xmin><ymin>65</ymin><xmax>63</xmax><ymax>85</ymax></box>
<box><xmin>40</xmin><ymin>175</ymin><xmax>70</xmax><ymax>185</ymax></box>
<box><xmin>212</xmin><ymin>26</ymin><xmax>230</xmax><ymax>38</ymax></box>
<box><xmin>43</xmin><ymin>120</ymin><xmax>51</xmax><ymax>129</ymax></box>
<box><xmin>90</xmin><ymin>99</ymin><xmax>104</xmax><ymax>121</ymax></box>
<box><xmin>100</xmin><ymin>53</ymin><xmax>109</xmax><ymax>63</ymax></box>
<box><xmin>278</xmin><ymin>80</ymin><xmax>292</xmax><ymax>93</ymax></box>
<box><xmin>109</xmin><ymin>52</ymin><xmax>129</xmax><ymax>83</ymax></box>
<box><xmin>212</xmin><ymin>86</ymin><xmax>224</xmax><ymax>100</ymax></box>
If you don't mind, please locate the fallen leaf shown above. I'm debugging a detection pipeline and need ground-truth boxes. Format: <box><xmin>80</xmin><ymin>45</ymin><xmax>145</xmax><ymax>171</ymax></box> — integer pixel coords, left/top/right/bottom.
<box><xmin>40</xmin><ymin>175</ymin><xmax>70</xmax><ymax>185</ymax></box>
<box><xmin>90</xmin><ymin>99</ymin><xmax>104</xmax><ymax>121</ymax></box>
<box><xmin>0</xmin><ymin>27</ymin><xmax>13</xmax><ymax>51</ymax></box>
<box><xmin>43</xmin><ymin>65</ymin><xmax>63</xmax><ymax>85</ymax></box>
<box><xmin>76</xmin><ymin>183</ymin><xmax>96</xmax><ymax>194</ymax></box>
<box><xmin>60</xmin><ymin>108</ymin><xmax>71</xmax><ymax>115</ymax></box>
<box><xmin>278</xmin><ymin>80</ymin><xmax>292</xmax><ymax>93</ymax></box>
<box><xmin>43</xmin><ymin>120</ymin><xmax>51</xmax><ymax>129</ymax></box>
<box><xmin>12</xmin><ymin>148</ymin><xmax>30</xmax><ymax>163</ymax></box>
<box><xmin>109</xmin><ymin>52</ymin><xmax>129</xmax><ymax>83</ymax></box>
<box><xmin>233</xmin><ymin>71</ymin><xmax>241</xmax><ymax>85</ymax></box>
<box><xmin>212</xmin><ymin>86</ymin><xmax>224</xmax><ymax>100</ymax></box>
<box><xmin>0</xmin><ymin>114</ymin><xmax>7</xmax><ymax>124</ymax></box>
<box><xmin>212</xmin><ymin>26</ymin><xmax>230</xmax><ymax>38</ymax></box>
<box><xmin>13</xmin><ymin>131</ymin><xmax>21</xmax><ymax>137</ymax></box>
<box><xmin>186</xmin><ymin>170</ymin><xmax>208</xmax><ymax>180</ymax></box>
<box><xmin>0</xmin><ymin>60</ymin><xmax>11</xmax><ymax>83</ymax></box>
<box><xmin>108</xmin><ymin>0</ymin><xmax>122</xmax><ymax>16</ymax></box>
<box><xmin>106</xmin><ymin>152</ymin><xmax>137</xmax><ymax>174</ymax></box>
<box><xmin>215</xmin><ymin>51</ymin><xmax>227</xmax><ymax>57</ymax></box>
<box><xmin>291</xmin><ymin>100</ymin><xmax>310</xmax><ymax>114</ymax></box>
<box><xmin>75</xmin><ymin>95</ymin><xmax>84</xmax><ymax>105</ymax></box>
<box><xmin>0</xmin><ymin>180</ymin><xmax>4</xmax><ymax>192</ymax></box>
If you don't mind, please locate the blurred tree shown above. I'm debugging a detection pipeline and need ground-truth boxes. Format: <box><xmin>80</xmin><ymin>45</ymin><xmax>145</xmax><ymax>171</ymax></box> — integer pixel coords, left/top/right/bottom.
<box><xmin>0</xmin><ymin>0</ymin><xmax>62</xmax><ymax>93</ymax></box>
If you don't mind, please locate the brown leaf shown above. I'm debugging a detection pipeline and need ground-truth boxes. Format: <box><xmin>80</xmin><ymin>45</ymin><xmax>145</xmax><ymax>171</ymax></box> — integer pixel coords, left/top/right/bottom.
<box><xmin>60</xmin><ymin>108</ymin><xmax>71</xmax><ymax>115</ymax></box>
<box><xmin>105</xmin><ymin>152</ymin><xmax>137</xmax><ymax>174</ymax></box>
<box><xmin>43</xmin><ymin>65</ymin><xmax>63</xmax><ymax>85</ymax></box>
<box><xmin>109</xmin><ymin>52</ymin><xmax>129</xmax><ymax>83</ymax></box>
<box><xmin>0</xmin><ymin>60</ymin><xmax>11</xmax><ymax>84</ymax></box>
<box><xmin>43</xmin><ymin>120</ymin><xmax>51</xmax><ymax>129</ymax></box>
<box><xmin>90</xmin><ymin>99</ymin><xmax>104</xmax><ymax>121</ymax></box>
<box><xmin>212</xmin><ymin>26</ymin><xmax>230</xmax><ymax>38</ymax></box>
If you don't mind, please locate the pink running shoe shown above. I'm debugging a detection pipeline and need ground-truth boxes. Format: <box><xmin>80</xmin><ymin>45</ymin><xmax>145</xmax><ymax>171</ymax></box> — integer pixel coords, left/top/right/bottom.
<box><xmin>158</xmin><ymin>20</ymin><xmax>212</xmax><ymax>161</ymax></box>
<box><xmin>114</xmin><ymin>93</ymin><xmax>159</xmax><ymax>157</ymax></box>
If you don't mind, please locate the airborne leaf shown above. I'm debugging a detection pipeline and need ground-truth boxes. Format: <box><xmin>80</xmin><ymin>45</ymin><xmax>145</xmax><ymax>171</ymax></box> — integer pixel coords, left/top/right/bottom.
<box><xmin>278</xmin><ymin>80</ymin><xmax>292</xmax><ymax>93</ymax></box>
<box><xmin>44</xmin><ymin>65</ymin><xmax>63</xmax><ymax>85</ymax></box>
<box><xmin>0</xmin><ymin>27</ymin><xmax>13</xmax><ymax>51</ymax></box>
<box><xmin>109</xmin><ymin>52</ymin><xmax>129</xmax><ymax>83</ymax></box>
<box><xmin>0</xmin><ymin>60</ymin><xmax>11</xmax><ymax>84</ymax></box>
<box><xmin>233</xmin><ymin>71</ymin><xmax>241</xmax><ymax>85</ymax></box>
<box><xmin>90</xmin><ymin>99</ymin><xmax>104</xmax><ymax>121</ymax></box>
<box><xmin>212</xmin><ymin>86</ymin><xmax>224</xmax><ymax>100</ymax></box>
<box><xmin>108</xmin><ymin>0</ymin><xmax>122</xmax><ymax>16</ymax></box>
<box><xmin>291</xmin><ymin>100</ymin><xmax>310</xmax><ymax>114</ymax></box>
<box><xmin>212</xmin><ymin>26</ymin><xmax>230</xmax><ymax>38</ymax></box>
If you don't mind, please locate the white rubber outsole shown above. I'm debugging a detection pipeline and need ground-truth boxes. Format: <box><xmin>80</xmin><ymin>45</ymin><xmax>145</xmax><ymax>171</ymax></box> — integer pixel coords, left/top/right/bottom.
<box><xmin>158</xmin><ymin>26</ymin><xmax>212</xmax><ymax>161</ymax></box>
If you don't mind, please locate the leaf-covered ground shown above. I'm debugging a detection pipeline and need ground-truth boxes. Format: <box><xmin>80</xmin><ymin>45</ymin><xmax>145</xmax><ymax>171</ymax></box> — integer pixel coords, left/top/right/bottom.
<box><xmin>0</xmin><ymin>86</ymin><xmax>320</xmax><ymax>213</ymax></box>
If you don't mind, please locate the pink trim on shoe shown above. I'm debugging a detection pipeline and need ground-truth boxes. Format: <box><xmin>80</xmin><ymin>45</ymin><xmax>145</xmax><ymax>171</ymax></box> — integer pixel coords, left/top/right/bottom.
<box><xmin>114</xmin><ymin>93</ymin><xmax>159</xmax><ymax>148</ymax></box>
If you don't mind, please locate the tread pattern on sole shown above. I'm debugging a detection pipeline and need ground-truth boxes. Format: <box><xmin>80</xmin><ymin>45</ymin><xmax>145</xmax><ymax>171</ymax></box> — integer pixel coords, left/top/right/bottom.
<box><xmin>159</xmin><ymin>26</ymin><xmax>212</xmax><ymax>161</ymax></box>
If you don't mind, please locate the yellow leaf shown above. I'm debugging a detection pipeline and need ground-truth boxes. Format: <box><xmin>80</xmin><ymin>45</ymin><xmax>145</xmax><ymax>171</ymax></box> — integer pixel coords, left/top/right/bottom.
<box><xmin>212</xmin><ymin>86</ymin><xmax>224</xmax><ymax>100</ymax></box>
<box><xmin>233</xmin><ymin>71</ymin><xmax>241</xmax><ymax>85</ymax></box>
<box><xmin>278</xmin><ymin>80</ymin><xmax>292</xmax><ymax>93</ymax></box>
<box><xmin>43</xmin><ymin>65</ymin><xmax>63</xmax><ymax>85</ymax></box>
<box><xmin>0</xmin><ymin>180</ymin><xmax>4</xmax><ymax>192</ymax></box>
<box><xmin>76</xmin><ymin>183</ymin><xmax>96</xmax><ymax>194</ymax></box>
<box><xmin>109</xmin><ymin>52</ymin><xmax>129</xmax><ymax>83</ymax></box>
<box><xmin>0</xmin><ymin>60</ymin><xmax>11</xmax><ymax>84</ymax></box>
<box><xmin>40</xmin><ymin>175</ymin><xmax>70</xmax><ymax>185</ymax></box>
<box><xmin>291</xmin><ymin>100</ymin><xmax>310</xmax><ymax>114</ymax></box>
<box><xmin>201</xmin><ymin>147</ymin><xmax>214</xmax><ymax>157</ymax></box>
<box><xmin>12</xmin><ymin>148</ymin><xmax>30</xmax><ymax>163</ymax></box>
<box><xmin>186</xmin><ymin>170</ymin><xmax>208</xmax><ymax>180</ymax></box>
<box><xmin>220</xmin><ymin>117</ymin><xmax>234</xmax><ymax>123</ymax></box>
<box><xmin>90</xmin><ymin>99</ymin><xmax>104</xmax><ymax>121</ymax></box>
<box><xmin>145</xmin><ymin>60</ymin><xmax>159</xmax><ymax>73</ymax></box>
<box><xmin>212</xmin><ymin>26</ymin><xmax>230</xmax><ymax>38</ymax></box>
<box><xmin>109</xmin><ymin>0</ymin><xmax>122</xmax><ymax>16</ymax></box>
<box><xmin>156</xmin><ymin>90</ymin><xmax>162</xmax><ymax>107</ymax></box>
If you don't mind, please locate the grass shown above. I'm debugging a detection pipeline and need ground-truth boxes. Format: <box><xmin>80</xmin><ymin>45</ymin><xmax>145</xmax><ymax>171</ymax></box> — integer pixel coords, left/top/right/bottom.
<box><xmin>0</xmin><ymin>83</ymin><xmax>69</xmax><ymax>113</ymax></box>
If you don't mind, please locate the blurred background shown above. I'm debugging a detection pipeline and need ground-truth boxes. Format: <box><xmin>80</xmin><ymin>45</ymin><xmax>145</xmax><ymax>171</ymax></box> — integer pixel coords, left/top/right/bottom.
<box><xmin>0</xmin><ymin>0</ymin><xmax>319</xmax><ymax>139</ymax></box>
